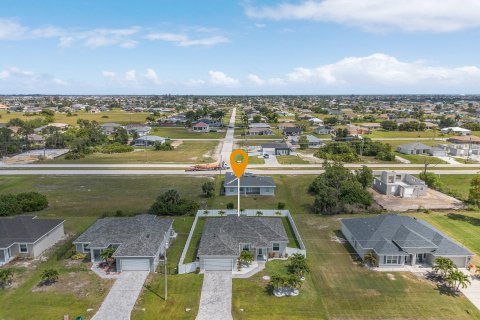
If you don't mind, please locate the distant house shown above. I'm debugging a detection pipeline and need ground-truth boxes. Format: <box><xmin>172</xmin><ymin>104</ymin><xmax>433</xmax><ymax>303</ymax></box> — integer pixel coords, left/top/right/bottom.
<box><xmin>73</xmin><ymin>215</ymin><xmax>175</xmax><ymax>272</ymax></box>
<box><xmin>249</xmin><ymin>123</ymin><xmax>271</xmax><ymax>129</ymax></box>
<box><xmin>283</xmin><ymin>127</ymin><xmax>302</xmax><ymax>136</ymax></box>
<box><xmin>396</xmin><ymin>142</ymin><xmax>432</xmax><ymax>155</ymax></box>
<box><xmin>100</xmin><ymin>123</ymin><xmax>122</xmax><ymax>135</ymax></box>
<box><xmin>247</xmin><ymin>128</ymin><xmax>274</xmax><ymax>136</ymax></box>
<box><xmin>314</xmin><ymin>126</ymin><xmax>335</xmax><ymax>135</ymax></box>
<box><xmin>341</xmin><ymin>214</ymin><xmax>473</xmax><ymax>268</ymax></box>
<box><xmin>347</xmin><ymin>126</ymin><xmax>371</xmax><ymax>135</ymax></box>
<box><xmin>33</xmin><ymin>123</ymin><xmax>69</xmax><ymax>133</ymax></box>
<box><xmin>373</xmin><ymin>171</ymin><xmax>427</xmax><ymax>198</ymax></box>
<box><xmin>192</xmin><ymin>122</ymin><xmax>210</xmax><ymax>132</ymax></box>
<box><xmin>261</xmin><ymin>142</ymin><xmax>291</xmax><ymax>155</ymax></box>
<box><xmin>0</xmin><ymin>216</ymin><xmax>65</xmax><ymax>266</ymax></box>
<box><xmin>125</xmin><ymin>124</ymin><xmax>151</xmax><ymax>136</ymax></box>
<box><xmin>309</xmin><ymin>117</ymin><xmax>323</xmax><ymax>125</ymax></box>
<box><xmin>197</xmin><ymin>216</ymin><xmax>288</xmax><ymax>271</ymax></box>
<box><xmin>223</xmin><ymin>172</ymin><xmax>276</xmax><ymax>196</ymax></box>
<box><xmin>441</xmin><ymin>127</ymin><xmax>471</xmax><ymax>136</ymax></box>
<box><xmin>447</xmin><ymin>135</ymin><xmax>480</xmax><ymax>145</ymax></box>
<box><xmin>428</xmin><ymin>147</ymin><xmax>447</xmax><ymax>157</ymax></box>
<box><xmin>359</xmin><ymin>123</ymin><xmax>381</xmax><ymax>130</ymax></box>
<box><xmin>291</xmin><ymin>135</ymin><xmax>324</xmax><ymax>148</ymax></box>
<box><xmin>27</xmin><ymin>134</ymin><xmax>45</xmax><ymax>144</ymax></box>
<box><xmin>134</xmin><ymin>135</ymin><xmax>166</xmax><ymax>146</ymax></box>
<box><xmin>277</xmin><ymin>123</ymin><xmax>297</xmax><ymax>130</ymax></box>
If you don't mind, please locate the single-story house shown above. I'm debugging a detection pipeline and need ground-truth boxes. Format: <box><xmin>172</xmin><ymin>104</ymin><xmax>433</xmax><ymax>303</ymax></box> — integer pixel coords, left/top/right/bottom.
<box><xmin>223</xmin><ymin>172</ymin><xmax>276</xmax><ymax>196</ymax></box>
<box><xmin>309</xmin><ymin>117</ymin><xmax>323</xmax><ymax>125</ymax></box>
<box><xmin>0</xmin><ymin>216</ymin><xmax>65</xmax><ymax>266</ymax></box>
<box><xmin>27</xmin><ymin>134</ymin><xmax>45</xmax><ymax>144</ymax></box>
<box><xmin>441</xmin><ymin>127</ymin><xmax>471</xmax><ymax>136</ymax></box>
<box><xmin>33</xmin><ymin>123</ymin><xmax>69</xmax><ymax>133</ymax></box>
<box><xmin>429</xmin><ymin>147</ymin><xmax>447</xmax><ymax>157</ymax></box>
<box><xmin>291</xmin><ymin>135</ymin><xmax>324</xmax><ymax>148</ymax></box>
<box><xmin>125</xmin><ymin>124</ymin><xmax>151</xmax><ymax>136</ymax></box>
<box><xmin>261</xmin><ymin>142</ymin><xmax>291</xmax><ymax>155</ymax></box>
<box><xmin>359</xmin><ymin>123</ymin><xmax>382</xmax><ymax>130</ymax></box>
<box><xmin>396</xmin><ymin>142</ymin><xmax>432</xmax><ymax>155</ymax></box>
<box><xmin>73</xmin><ymin>214</ymin><xmax>175</xmax><ymax>272</ymax></box>
<box><xmin>249</xmin><ymin>123</ymin><xmax>271</xmax><ymax>129</ymax></box>
<box><xmin>373</xmin><ymin>171</ymin><xmax>427</xmax><ymax>198</ymax></box>
<box><xmin>347</xmin><ymin>126</ymin><xmax>371</xmax><ymax>135</ymax></box>
<box><xmin>314</xmin><ymin>126</ymin><xmax>335</xmax><ymax>135</ymax></box>
<box><xmin>277</xmin><ymin>123</ymin><xmax>297</xmax><ymax>130</ymax></box>
<box><xmin>247</xmin><ymin>128</ymin><xmax>274</xmax><ymax>136</ymax></box>
<box><xmin>134</xmin><ymin>135</ymin><xmax>166</xmax><ymax>146</ymax></box>
<box><xmin>100</xmin><ymin>123</ymin><xmax>122</xmax><ymax>135</ymax></box>
<box><xmin>283</xmin><ymin>127</ymin><xmax>302</xmax><ymax>136</ymax></box>
<box><xmin>341</xmin><ymin>214</ymin><xmax>473</xmax><ymax>268</ymax></box>
<box><xmin>192</xmin><ymin>121</ymin><xmax>210</xmax><ymax>132</ymax></box>
<box><xmin>197</xmin><ymin>216</ymin><xmax>288</xmax><ymax>271</ymax></box>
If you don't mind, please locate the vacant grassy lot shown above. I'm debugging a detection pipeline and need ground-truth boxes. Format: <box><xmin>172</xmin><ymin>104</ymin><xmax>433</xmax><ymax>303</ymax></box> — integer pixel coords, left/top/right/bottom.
<box><xmin>248</xmin><ymin>156</ymin><xmax>265</xmax><ymax>165</ymax></box>
<box><xmin>368</xmin><ymin>130</ymin><xmax>452</xmax><ymax>139</ymax></box>
<box><xmin>395</xmin><ymin>152</ymin><xmax>448</xmax><ymax>164</ymax></box>
<box><xmin>276</xmin><ymin>155</ymin><xmax>310</xmax><ymax>164</ymax></box>
<box><xmin>45</xmin><ymin>141</ymin><xmax>219</xmax><ymax>164</ymax></box>
<box><xmin>151</xmin><ymin>127</ymin><xmax>225</xmax><ymax>139</ymax></box>
<box><xmin>0</xmin><ymin>110</ymin><xmax>150</xmax><ymax>125</ymax></box>
<box><xmin>435</xmin><ymin>174</ymin><xmax>474</xmax><ymax>200</ymax></box>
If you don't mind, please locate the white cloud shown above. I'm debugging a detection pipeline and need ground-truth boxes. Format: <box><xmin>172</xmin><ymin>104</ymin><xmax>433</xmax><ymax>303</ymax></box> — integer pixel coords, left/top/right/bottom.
<box><xmin>102</xmin><ymin>68</ymin><xmax>163</xmax><ymax>86</ymax></box>
<box><xmin>145</xmin><ymin>32</ymin><xmax>229</xmax><ymax>46</ymax></box>
<box><xmin>0</xmin><ymin>66</ymin><xmax>67</xmax><ymax>87</ymax></box>
<box><xmin>247</xmin><ymin>73</ymin><xmax>285</xmax><ymax>86</ymax></box>
<box><xmin>208</xmin><ymin>71</ymin><xmax>240</xmax><ymax>87</ymax></box>
<box><xmin>144</xmin><ymin>69</ymin><xmax>161</xmax><ymax>85</ymax></box>
<box><xmin>247</xmin><ymin>74</ymin><xmax>265</xmax><ymax>85</ymax></box>
<box><xmin>245</xmin><ymin>0</ymin><xmax>480</xmax><ymax>32</ymax></box>
<box><xmin>285</xmin><ymin>53</ymin><xmax>480</xmax><ymax>87</ymax></box>
<box><xmin>185</xmin><ymin>79</ymin><xmax>206</xmax><ymax>86</ymax></box>
<box><xmin>0</xmin><ymin>19</ymin><xmax>28</xmax><ymax>40</ymax></box>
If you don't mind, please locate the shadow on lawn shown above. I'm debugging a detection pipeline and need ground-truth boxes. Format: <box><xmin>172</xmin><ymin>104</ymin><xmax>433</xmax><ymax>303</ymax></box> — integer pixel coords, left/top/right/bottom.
<box><xmin>143</xmin><ymin>284</ymin><xmax>165</xmax><ymax>300</ymax></box>
<box><xmin>447</xmin><ymin>213</ymin><xmax>480</xmax><ymax>227</ymax></box>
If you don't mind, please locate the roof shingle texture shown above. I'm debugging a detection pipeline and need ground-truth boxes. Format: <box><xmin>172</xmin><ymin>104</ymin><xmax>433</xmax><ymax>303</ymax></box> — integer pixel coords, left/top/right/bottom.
<box><xmin>223</xmin><ymin>172</ymin><xmax>275</xmax><ymax>188</ymax></box>
<box><xmin>0</xmin><ymin>216</ymin><xmax>64</xmax><ymax>248</ymax></box>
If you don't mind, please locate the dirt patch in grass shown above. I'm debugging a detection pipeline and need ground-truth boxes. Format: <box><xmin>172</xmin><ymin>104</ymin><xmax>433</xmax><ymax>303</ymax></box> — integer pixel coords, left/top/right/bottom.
<box><xmin>32</xmin><ymin>272</ymin><xmax>113</xmax><ymax>298</ymax></box>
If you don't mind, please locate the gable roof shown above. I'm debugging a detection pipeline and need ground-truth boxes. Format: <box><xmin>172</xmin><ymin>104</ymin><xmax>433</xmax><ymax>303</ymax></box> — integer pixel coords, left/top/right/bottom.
<box><xmin>397</xmin><ymin>142</ymin><xmax>432</xmax><ymax>150</ymax></box>
<box><xmin>224</xmin><ymin>172</ymin><xmax>275</xmax><ymax>188</ymax></box>
<box><xmin>198</xmin><ymin>216</ymin><xmax>288</xmax><ymax>256</ymax></box>
<box><xmin>341</xmin><ymin>215</ymin><xmax>472</xmax><ymax>257</ymax></box>
<box><xmin>0</xmin><ymin>216</ymin><xmax>64</xmax><ymax>249</ymax></box>
<box><xmin>74</xmin><ymin>214</ymin><xmax>173</xmax><ymax>257</ymax></box>
<box><xmin>193</xmin><ymin>121</ymin><xmax>209</xmax><ymax>127</ymax></box>
<box><xmin>261</xmin><ymin>142</ymin><xmax>290</xmax><ymax>149</ymax></box>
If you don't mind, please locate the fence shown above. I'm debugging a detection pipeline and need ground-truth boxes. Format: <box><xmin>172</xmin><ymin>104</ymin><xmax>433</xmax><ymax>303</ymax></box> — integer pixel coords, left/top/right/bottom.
<box><xmin>178</xmin><ymin>262</ymin><xmax>199</xmax><ymax>274</ymax></box>
<box><xmin>177</xmin><ymin>214</ymin><xmax>199</xmax><ymax>274</ymax></box>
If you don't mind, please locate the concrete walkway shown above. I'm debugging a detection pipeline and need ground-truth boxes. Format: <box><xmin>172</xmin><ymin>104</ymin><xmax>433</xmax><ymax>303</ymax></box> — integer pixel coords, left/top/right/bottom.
<box><xmin>460</xmin><ymin>274</ymin><xmax>480</xmax><ymax>310</ymax></box>
<box><xmin>93</xmin><ymin>271</ymin><xmax>149</xmax><ymax>320</ymax></box>
<box><xmin>196</xmin><ymin>271</ymin><xmax>233</xmax><ymax>320</ymax></box>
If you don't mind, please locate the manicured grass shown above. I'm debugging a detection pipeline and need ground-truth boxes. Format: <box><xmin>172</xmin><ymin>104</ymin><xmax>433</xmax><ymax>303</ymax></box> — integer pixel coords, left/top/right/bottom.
<box><xmin>45</xmin><ymin>141</ymin><xmax>219</xmax><ymax>163</ymax></box>
<box><xmin>384</xmin><ymin>140</ymin><xmax>445</xmax><ymax>148</ymax></box>
<box><xmin>150</xmin><ymin>127</ymin><xmax>225</xmax><ymax>139</ymax></box>
<box><xmin>0</xmin><ymin>110</ymin><xmax>150</xmax><ymax>125</ymax></box>
<box><xmin>395</xmin><ymin>152</ymin><xmax>448</xmax><ymax>164</ymax></box>
<box><xmin>281</xmin><ymin>217</ymin><xmax>300</xmax><ymax>248</ymax></box>
<box><xmin>454</xmin><ymin>157</ymin><xmax>479</xmax><ymax>164</ymax></box>
<box><xmin>435</xmin><ymin>174</ymin><xmax>474</xmax><ymax>200</ymax></box>
<box><xmin>248</xmin><ymin>156</ymin><xmax>265</xmax><ymax>164</ymax></box>
<box><xmin>234</xmin><ymin>128</ymin><xmax>284</xmax><ymax>139</ymax></box>
<box><xmin>276</xmin><ymin>155</ymin><xmax>310</xmax><ymax>164</ymax></box>
<box><xmin>183</xmin><ymin>218</ymin><xmax>206</xmax><ymax>264</ymax></box>
<box><xmin>368</xmin><ymin>130</ymin><xmax>452</xmax><ymax>139</ymax></box>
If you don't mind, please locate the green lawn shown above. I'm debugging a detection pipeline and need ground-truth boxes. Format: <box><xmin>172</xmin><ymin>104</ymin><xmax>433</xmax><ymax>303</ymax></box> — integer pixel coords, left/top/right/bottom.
<box><xmin>368</xmin><ymin>130</ymin><xmax>452</xmax><ymax>139</ymax></box>
<box><xmin>44</xmin><ymin>141</ymin><xmax>219</xmax><ymax>164</ymax></box>
<box><xmin>395</xmin><ymin>152</ymin><xmax>448</xmax><ymax>164</ymax></box>
<box><xmin>384</xmin><ymin>140</ymin><xmax>444</xmax><ymax>148</ymax></box>
<box><xmin>184</xmin><ymin>218</ymin><xmax>206</xmax><ymax>264</ymax></box>
<box><xmin>248</xmin><ymin>156</ymin><xmax>265</xmax><ymax>165</ymax></box>
<box><xmin>0</xmin><ymin>110</ymin><xmax>150</xmax><ymax>125</ymax></box>
<box><xmin>150</xmin><ymin>127</ymin><xmax>225</xmax><ymax>139</ymax></box>
<box><xmin>276</xmin><ymin>155</ymin><xmax>310</xmax><ymax>164</ymax></box>
<box><xmin>435</xmin><ymin>174</ymin><xmax>474</xmax><ymax>200</ymax></box>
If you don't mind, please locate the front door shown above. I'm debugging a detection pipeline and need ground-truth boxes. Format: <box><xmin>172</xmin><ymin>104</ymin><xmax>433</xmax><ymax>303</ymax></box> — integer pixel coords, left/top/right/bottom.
<box><xmin>5</xmin><ymin>247</ymin><xmax>11</xmax><ymax>261</ymax></box>
<box><xmin>416</xmin><ymin>253</ymin><xmax>426</xmax><ymax>264</ymax></box>
<box><xmin>257</xmin><ymin>248</ymin><xmax>264</xmax><ymax>260</ymax></box>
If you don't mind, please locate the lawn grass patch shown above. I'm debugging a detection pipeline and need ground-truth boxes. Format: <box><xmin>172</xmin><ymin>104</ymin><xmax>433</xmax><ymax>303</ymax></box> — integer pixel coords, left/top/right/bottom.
<box><xmin>183</xmin><ymin>218</ymin><xmax>206</xmax><ymax>264</ymax></box>
<box><xmin>368</xmin><ymin>130</ymin><xmax>451</xmax><ymax>139</ymax></box>
<box><xmin>276</xmin><ymin>155</ymin><xmax>310</xmax><ymax>164</ymax></box>
<box><xmin>248</xmin><ymin>156</ymin><xmax>265</xmax><ymax>164</ymax></box>
<box><xmin>150</xmin><ymin>127</ymin><xmax>225</xmax><ymax>139</ymax></box>
<box><xmin>395</xmin><ymin>152</ymin><xmax>448</xmax><ymax>164</ymax></box>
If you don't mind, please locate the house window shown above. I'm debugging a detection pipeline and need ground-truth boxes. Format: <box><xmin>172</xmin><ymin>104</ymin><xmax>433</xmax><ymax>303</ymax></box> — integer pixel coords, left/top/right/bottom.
<box><xmin>384</xmin><ymin>255</ymin><xmax>399</xmax><ymax>264</ymax></box>
<box><xmin>19</xmin><ymin>244</ymin><xmax>28</xmax><ymax>253</ymax></box>
<box><xmin>82</xmin><ymin>243</ymin><xmax>89</xmax><ymax>252</ymax></box>
<box><xmin>272</xmin><ymin>243</ymin><xmax>280</xmax><ymax>251</ymax></box>
<box><xmin>241</xmin><ymin>244</ymin><xmax>251</xmax><ymax>251</ymax></box>
<box><xmin>230</xmin><ymin>188</ymin><xmax>234</xmax><ymax>193</ymax></box>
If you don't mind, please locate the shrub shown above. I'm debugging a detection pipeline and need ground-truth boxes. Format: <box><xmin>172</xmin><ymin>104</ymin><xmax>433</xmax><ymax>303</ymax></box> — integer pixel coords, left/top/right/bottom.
<box><xmin>0</xmin><ymin>269</ymin><xmax>14</xmax><ymax>289</ymax></box>
<box><xmin>277</xmin><ymin>202</ymin><xmax>285</xmax><ymax>210</ymax></box>
<box><xmin>0</xmin><ymin>192</ymin><xmax>48</xmax><ymax>216</ymax></box>
<box><xmin>202</xmin><ymin>181</ymin><xmax>215</xmax><ymax>198</ymax></box>
<box><xmin>97</xmin><ymin>143</ymin><xmax>134</xmax><ymax>154</ymax></box>
<box><xmin>40</xmin><ymin>269</ymin><xmax>59</xmax><ymax>286</ymax></box>
<box><xmin>65</xmin><ymin>152</ymin><xmax>86</xmax><ymax>160</ymax></box>
<box><xmin>154</xmin><ymin>141</ymin><xmax>174</xmax><ymax>151</ymax></box>
<box><xmin>226</xmin><ymin>202</ymin><xmax>234</xmax><ymax>209</ymax></box>
<box><xmin>71</xmin><ymin>252</ymin><xmax>87</xmax><ymax>260</ymax></box>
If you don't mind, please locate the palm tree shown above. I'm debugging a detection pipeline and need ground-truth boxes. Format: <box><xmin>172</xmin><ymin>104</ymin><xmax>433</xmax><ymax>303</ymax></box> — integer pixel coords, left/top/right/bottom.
<box><xmin>218</xmin><ymin>210</ymin><xmax>226</xmax><ymax>217</ymax></box>
<box><xmin>363</xmin><ymin>251</ymin><xmax>377</xmax><ymax>267</ymax></box>
<box><xmin>238</xmin><ymin>250</ymin><xmax>254</xmax><ymax>268</ymax></box>
<box><xmin>288</xmin><ymin>254</ymin><xmax>310</xmax><ymax>277</ymax></box>
<box><xmin>269</xmin><ymin>274</ymin><xmax>286</xmax><ymax>290</ymax></box>
<box><xmin>100</xmin><ymin>247</ymin><xmax>116</xmax><ymax>268</ymax></box>
<box><xmin>446</xmin><ymin>270</ymin><xmax>471</xmax><ymax>291</ymax></box>
<box><xmin>40</xmin><ymin>269</ymin><xmax>59</xmax><ymax>286</ymax></box>
<box><xmin>256</xmin><ymin>210</ymin><xmax>263</xmax><ymax>216</ymax></box>
<box><xmin>160</xmin><ymin>189</ymin><xmax>180</xmax><ymax>205</ymax></box>
<box><xmin>287</xmin><ymin>274</ymin><xmax>303</xmax><ymax>289</ymax></box>
<box><xmin>433</xmin><ymin>257</ymin><xmax>457</xmax><ymax>279</ymax></box>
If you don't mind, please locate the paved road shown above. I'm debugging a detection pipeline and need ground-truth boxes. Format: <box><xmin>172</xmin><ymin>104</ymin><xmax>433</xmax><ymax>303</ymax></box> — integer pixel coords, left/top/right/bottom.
<box><xmin>93</xmin><ymin>271</ymin><xmax>149</xmax><ymax>320</ymax></box>
<box><xmin>196</xmin><ymin>271</ymin><xmax>233</xmax><ymax>320</ymax></box>
<box><xmin>220</xmin><ymin>108</ymin><xmax>236</xmax><ymax>165</ymax></box>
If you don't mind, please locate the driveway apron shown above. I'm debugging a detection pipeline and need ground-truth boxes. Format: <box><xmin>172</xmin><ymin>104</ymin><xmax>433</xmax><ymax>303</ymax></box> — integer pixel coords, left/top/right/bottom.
<box><xmin>196</xmin><ymin>271</ymin><xmax>233</xmax><ymax>320</ymax></box>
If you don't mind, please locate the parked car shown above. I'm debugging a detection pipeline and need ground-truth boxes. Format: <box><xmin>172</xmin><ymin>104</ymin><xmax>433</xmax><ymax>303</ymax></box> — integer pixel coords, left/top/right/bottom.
<box><xmin>263</xmin><ymin>154</ymin><xmax>270</xmax><ymax>159</ymax></box>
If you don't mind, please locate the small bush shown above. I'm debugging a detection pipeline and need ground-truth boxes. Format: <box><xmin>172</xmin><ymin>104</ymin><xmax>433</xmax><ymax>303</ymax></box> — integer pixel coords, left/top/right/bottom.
<box><xmin>0</xmin><ymin>192</ymin><xmax>48</xmax><ymax>216</ymax></box>
<box><xmin>277</xmin><ymin>202</ymin><xmax>286</xmax><ymax>210</ymax></box>
<box><xmin>71</xmin><ymin>252</ymin><xmax>87</xmax><ymax>260</ymax></box>
<box><xmin>226</xmin><ymin>202</ymin><xmax>234</xmax><ymax>209</ymax></box>
<box><xmin>65</xmin><ymin>152</ymin><xmax>86</xmax><ymax>160</ymax></box>
<box><xmin>101</xmin><ymin>115</ymin><xmax>109</xmax><ymax>118</ymax></box>
<box><xmin>97</xmin><ymin>143</ymin><xmax>134</xmax><ymax>154</ymax></box>
<box><xmin>40</xmin><ymin>269</ymin><xmax>59</xmax><ymax>286</ymax></box>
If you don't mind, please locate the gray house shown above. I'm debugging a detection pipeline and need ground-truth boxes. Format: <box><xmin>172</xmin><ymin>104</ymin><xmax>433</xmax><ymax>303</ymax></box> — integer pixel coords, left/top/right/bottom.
<box><xmin>261</xmin><ymin>142</ymin><xmax>291</xmax><ymax>155</ymax></box>
<box><xmin>341</xmin><ymin>215</ymin><xmax>473</xmax><ymax>268</ymax></box>
<box><xmin>133</xmin><ymin>135</ymin><xmax>166</xmax><ymax>146</ymax></box>
<box><xmin>0</xmin><ymin>216</ymin><xmax>65</xmax><ymax>266</ymax></box>
<box><xmin>197</xmin><ymin>216</ymin><xmax>288</xmax><ymax>271</ymax></box>
<box><xmin>373</xmin><ymin>171</ymin><xmax>427</xmax><ymax>198</ymax></box>
<box><xmin>223</xmin><ymin>172</ymin><xmax>275</xmax><ymax>196</ymax></box>
<box><xmin>291</xmin><ymin>135</ymin><xmax>324</xmax><ymax>148</ymax></box>
<box><xmin>396</xmin><ymin>142</ymin><xmax>432</xmax><ymax>155</ymax></box>
<box><xmin>100</xmin><ymin>123</ymin><xmax>122</xmax><ymax>135</ymax></box>
<box><xmin>73</xmin><ymin>215</ymin><xmax>175</xmax><ymax>272</ymax></box>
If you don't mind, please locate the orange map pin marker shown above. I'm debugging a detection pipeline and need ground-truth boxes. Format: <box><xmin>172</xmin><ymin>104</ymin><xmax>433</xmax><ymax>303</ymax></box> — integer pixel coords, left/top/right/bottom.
<box><xmin>230</xmin><ymin>149</ymin><xmax>248</xmax><ymax>178</ymax></box>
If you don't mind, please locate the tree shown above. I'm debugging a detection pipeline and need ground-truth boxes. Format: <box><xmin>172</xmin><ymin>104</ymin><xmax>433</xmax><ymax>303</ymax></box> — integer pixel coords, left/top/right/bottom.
<box><xmin>149</xmin><ymin>189</ymin><xmax>199</xmax><ymax>216</ymax></box>
<box><xmin>288</xmin><ymin>254</ymin><xmax>310</xmax><ymax>277</ymax></box>
<box><xmin>112</xmin><ymin>127</ymin><xmax>129</xmax><ymax>144</ymax></box>
<box><xmin>355</xmin><ymin>165</ymin><xmax>374</xmax><ymax>189</ymax></box>
<box><xmin>419</xmin><ymin>172</ymin><xmax>443</xmax><ymax>190</ymax></box>
<box><xmin>277</xmin><ymin>202</ymin><xmax>285</xmax><ymax>210</ymax></box>
<box><xmin>238</xmin><ymin>250</ymin><xmax>254</xmax><ymax>268</ymax></box>
<box><xmin>202</xmin><ymin>181</ymin><xmax>215</xmax><ymax>198</ymax></box>
<box><xmin>0</xmin><ymin>269</ymin><xmax>14</xmax><ymax>289</ymax></box>
<box><xmin>380</xmin><ymin>120</ymin><xmax>397</xmax><ymax>131</ymax></box>
<box><xmin>154</xmin><ymin>141</ymin><xmax>174</xmax><ymax>151</ymax></box>
<box><xmin>439</xmin><ymin>116</ymin><xmax>456</xmax><ymax>129</ymax></box>
<box><xmin>269</xmin><ymin>274</ymin><xmax>287</xmax><ymax>290</ymax></box>
<box><xmin>286</xmin><ymin>274</ymin><xmax>303</xmax><ymax>289</ymax></box>
<box><xmin>446</xmin><ymin>269</ymin><xmax>471</xmax><ymax>291</ymax></box>
<box><xmin>298</xmin><ymin>135</ymin><xmax>309</xmax><ymax>149</ymax></box>
<box><xmin>253</xmin><ymin>115</ymin><xmax>262</xmax><ymax>123</ymax></box>
<box><xmin>363</xmin><ymin>251</ymin><xmax>377</xmax><ymax>267</ymax></box>
<box><xmin>468</xmin><ymin>175</ymin><xmax>480</xmax><ymax>206</ymax></box>
<box><xmin>433</xmin><ymin>257</ymin><xmax>457</xmax><ymax>279</ymax></box>
<box><xmin>40</xmin><ymin>269</ymin><xmax>59</xmax><ymax>286</ymax></box>
<box><xmin>100</xmin><ymin>247</ymin><xmax>116</xmax><ymax>267</ymax></box>
<box><xmin>323</xmin><ymin>117</ymin><xmax>338</xmax><ymax>126</ymax></box>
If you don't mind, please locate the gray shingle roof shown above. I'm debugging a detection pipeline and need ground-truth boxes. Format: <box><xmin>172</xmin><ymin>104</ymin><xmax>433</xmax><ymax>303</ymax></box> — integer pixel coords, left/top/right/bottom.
<box><xmin>0</xmin><ymin>216</ymin><xmax>64</xmax><ymax>248</ymax></box>
<box><xmin>74</xmin><ymin>214</ymin><xmax>173</xmax><ymax>257</ymax></box>
<box><xmin>223</xmin><ymin>172</ymin><xmax>276</xmax><ymax>188</ymax></box>
<box><xmin>261</xmin><ymin>142</ymin><xmax>290</xmax><ymax>149</ymax></box>
<box><xmin>397</xmin><ymin>142</ymin><xmax>432</xmax><ymax>150</ymax></box>
<box><xmin>341</xmin><ymin>214</ymin><xmax>472</xmax><ymax>256</ymax></box>
<box><xmin>198</xmin><ymin>216</ymin><xmax>288</xmax><ymax>256</ymax></box>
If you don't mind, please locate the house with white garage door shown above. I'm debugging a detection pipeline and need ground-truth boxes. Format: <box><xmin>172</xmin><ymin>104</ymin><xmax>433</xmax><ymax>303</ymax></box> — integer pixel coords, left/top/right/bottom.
<box><xmin>197</xmin><ymin>216</ymin><xmax>288</xmax><ymax>271</ymax></box>
<box><xmin>73</xmin><ymin>214</ymin><xmax>175</xmax><ymax>272</ymax></box>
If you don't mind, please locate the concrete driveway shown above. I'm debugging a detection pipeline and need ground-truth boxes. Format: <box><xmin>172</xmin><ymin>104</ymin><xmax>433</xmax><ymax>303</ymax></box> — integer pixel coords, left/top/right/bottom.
<box><xmin>93</xmin><ymin>271</ymin><xmax>149</xmax><ymax>320</ymax></box>
<box><xmin>196</xmin><ymin>271</ymin><xmax>233</xmax><ymax>320</ymax></box>
<box><xmin>264</xmin><ymin>155</ymin><xmax>279</xmax><ymax>166</ymax></box>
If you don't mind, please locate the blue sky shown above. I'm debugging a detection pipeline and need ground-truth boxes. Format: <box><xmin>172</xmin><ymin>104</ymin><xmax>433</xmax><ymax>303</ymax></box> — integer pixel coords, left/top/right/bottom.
<box><xmin>1</xmin><ymin>0</ymin><xmax>480</xmax><ymax>94</ymax></box>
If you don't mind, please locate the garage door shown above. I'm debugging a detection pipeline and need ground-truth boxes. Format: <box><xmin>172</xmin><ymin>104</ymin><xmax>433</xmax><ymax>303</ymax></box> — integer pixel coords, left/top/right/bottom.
<box><xmin>120</xmin><ymin>258</ymin><xmax>150</xmax><ymax>271</ymax></box>
<box><xmin>204</xmin><ymin>259</ymin><xmax>233</xmax><ymax>271</ymax></box>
